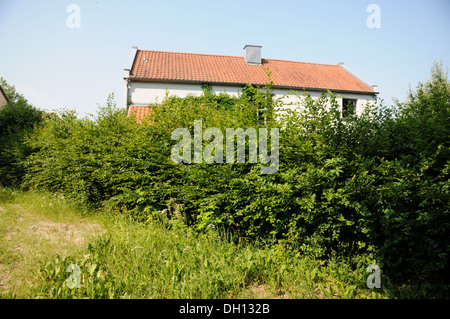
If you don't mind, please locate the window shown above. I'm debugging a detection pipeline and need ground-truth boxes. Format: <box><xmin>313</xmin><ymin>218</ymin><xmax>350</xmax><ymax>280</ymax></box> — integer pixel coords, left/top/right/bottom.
<box><xmin>342</xmin><ymin>98</ymin><xmax>357</xmax><ymax>117</ymax></box>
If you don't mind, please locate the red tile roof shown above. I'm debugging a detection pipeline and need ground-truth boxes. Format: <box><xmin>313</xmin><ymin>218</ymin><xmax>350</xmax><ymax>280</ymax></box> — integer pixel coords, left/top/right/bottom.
<box><xmin>128</xmin><ymin>105</ymin><xmax>153</xmax><ymax>123</ymax></box>
<box><xmin>129</xmin><ymin>50</ymin><xmax>375</xmax><ymax>94</ymax></box>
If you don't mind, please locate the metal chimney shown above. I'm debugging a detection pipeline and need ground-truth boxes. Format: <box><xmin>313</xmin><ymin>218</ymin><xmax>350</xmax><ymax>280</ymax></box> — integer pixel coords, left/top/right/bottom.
<box><xmin>244</xmin><ymin>45</ymin><xmax>262</xmax><ymax>65</ymax></box>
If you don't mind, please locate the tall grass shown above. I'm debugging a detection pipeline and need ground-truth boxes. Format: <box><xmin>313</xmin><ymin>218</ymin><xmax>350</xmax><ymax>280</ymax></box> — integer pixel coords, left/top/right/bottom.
<box><xmin>1</xmin><ymin>188</ymin><xmax>389</xmax><ymax>299</ymax></box>
<box><xmin>33</xmin><ymin>215</ymin><xmax>389</xmax><ymax>299</ymax></box>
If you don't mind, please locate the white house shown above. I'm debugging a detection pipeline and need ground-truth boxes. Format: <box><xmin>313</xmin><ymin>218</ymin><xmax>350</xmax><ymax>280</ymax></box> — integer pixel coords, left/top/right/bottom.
<box><xmin>123</xmin><ymin>45</ymin><xmax>378</xmax><ymax>121</ymax></box>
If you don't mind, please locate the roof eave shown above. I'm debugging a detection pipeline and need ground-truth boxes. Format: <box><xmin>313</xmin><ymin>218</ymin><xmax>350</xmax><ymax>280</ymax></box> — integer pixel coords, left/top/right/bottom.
<box><xmin>338</xmin><ymin>63</ymin><xmax>378</xmax><ymax>94</ymax></box>
<box><xmin>124</xmin><ymin>46</ymin><xmax>138</xmax><ymax>79</ymax></box>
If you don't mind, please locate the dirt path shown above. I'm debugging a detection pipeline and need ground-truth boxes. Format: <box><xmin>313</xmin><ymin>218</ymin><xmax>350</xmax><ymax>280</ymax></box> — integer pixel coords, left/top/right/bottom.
<box><xmin>0</xmin><ymin>203</ymin><xmax>105</xmax><ymax>296</ymax></box>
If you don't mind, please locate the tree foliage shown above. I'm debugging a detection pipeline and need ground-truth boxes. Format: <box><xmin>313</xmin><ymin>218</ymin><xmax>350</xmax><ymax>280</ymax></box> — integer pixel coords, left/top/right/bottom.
<box><xmin>0</xmin><ymin>78</ymin><xmax>43</xmax><ymax>186</ymax></box>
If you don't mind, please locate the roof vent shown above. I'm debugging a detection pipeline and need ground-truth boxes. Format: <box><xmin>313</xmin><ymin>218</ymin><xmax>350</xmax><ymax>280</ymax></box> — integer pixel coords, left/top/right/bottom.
<box><xmin>244</xmin><ymin>45</ymin><xmax>262</xmax><ymax>65</ymax></box>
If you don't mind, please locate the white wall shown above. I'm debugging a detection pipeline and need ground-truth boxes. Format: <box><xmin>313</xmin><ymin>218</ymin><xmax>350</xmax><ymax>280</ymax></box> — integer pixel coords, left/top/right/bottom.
<box><xmin>127</xmin><ymin>81</ymin><xmax>376</xmax><ymax>115</ymax></box>
<box><xmin>128</xmin><ymin>82</ymin><xmax>242</xmax><ymax>105</ymax></box>
<box><xmin>272</xmin><ymin>89</ymin><xmax>376</xmax><ymax>116</ymax></box>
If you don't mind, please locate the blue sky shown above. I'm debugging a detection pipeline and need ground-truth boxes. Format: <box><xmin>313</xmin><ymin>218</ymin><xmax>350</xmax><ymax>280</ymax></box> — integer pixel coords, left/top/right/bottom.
<box><xmin>0</xmin><ymin>0</ymin><xmax>449</xmax><ymax>117</ymax></box>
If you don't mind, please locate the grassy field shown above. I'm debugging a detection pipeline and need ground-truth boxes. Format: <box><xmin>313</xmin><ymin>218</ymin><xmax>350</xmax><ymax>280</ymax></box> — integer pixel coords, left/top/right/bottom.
<box><xmin>0</xmin><ymin>188</ymin><xmax>389</xmax><ymax>299</ymax></box>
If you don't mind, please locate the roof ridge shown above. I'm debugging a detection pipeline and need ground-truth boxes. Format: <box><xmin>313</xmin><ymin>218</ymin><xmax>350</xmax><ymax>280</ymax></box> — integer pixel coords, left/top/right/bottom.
<box><xmin>138</xmin><ymin>49</ymin><xmax>244</xmax><ymax>60</ymax></box>
<box><xmin>263</xmin><ymin>58</ymin><xmax>339</xmax><ymax>67</ymax></box>
<box><xmin>139</xmin><ymin>49</ymin><xmax>339</xmax><ymax>67</ymax></box>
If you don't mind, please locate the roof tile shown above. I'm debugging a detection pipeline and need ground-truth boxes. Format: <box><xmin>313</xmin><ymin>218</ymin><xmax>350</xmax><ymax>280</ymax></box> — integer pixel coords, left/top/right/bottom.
<box><xmin>128</xmin><ymin>105</ymin><xmax>153</xmax><ymax>124</ymax></box>
<box><xmin>129</xmin><ymin>50</ymin><xmax>374</xmax><ymax>93</ymax></box>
